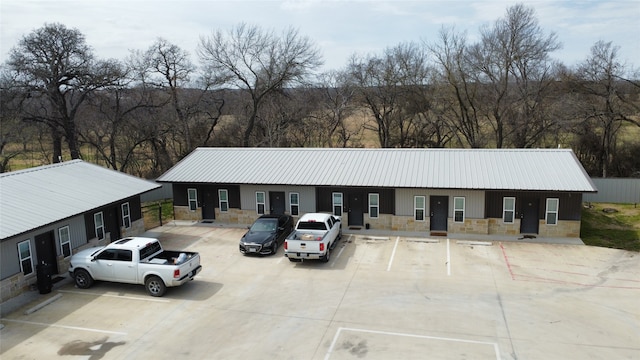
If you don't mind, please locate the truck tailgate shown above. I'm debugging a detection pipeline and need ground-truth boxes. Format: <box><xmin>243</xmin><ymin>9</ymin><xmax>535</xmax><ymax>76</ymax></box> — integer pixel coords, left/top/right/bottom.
<box><xmin>175</xmin><ymin>253</ymin><xmax>201</xmax><ymax>281</ymax></box>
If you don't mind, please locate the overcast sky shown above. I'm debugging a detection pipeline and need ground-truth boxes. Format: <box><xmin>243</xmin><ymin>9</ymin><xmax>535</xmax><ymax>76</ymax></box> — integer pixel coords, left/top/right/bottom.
<box><xmin>1</xmin><ymin>0</ymin><xmax>638</xmax><ymax>72</ymax></box>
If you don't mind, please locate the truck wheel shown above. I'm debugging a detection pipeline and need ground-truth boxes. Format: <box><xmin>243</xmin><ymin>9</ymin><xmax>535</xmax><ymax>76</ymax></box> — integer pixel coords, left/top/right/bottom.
<box><xmin>74</xmin><ymin>269</ymin><xmax>94</xmax><ymax>289</ymax></box>
<box><xmin>321</xmin><ymin>249</ymin><xmax>331</xmax><ymax>263</ymax></box>
<box><xmin>145</xmin><ymin>276</ymin><xmax>166</xmax><ymax>297</ymax></box>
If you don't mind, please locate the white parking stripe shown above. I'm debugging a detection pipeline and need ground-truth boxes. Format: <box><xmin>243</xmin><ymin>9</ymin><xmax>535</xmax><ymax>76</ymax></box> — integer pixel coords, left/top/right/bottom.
<box><xmin>447</xmin><ymin>238</ymin><xmax>451</xmax><ymax>276</ymax></box>
<box><xmin>58</xmin><ymin>290</ymin><xmax>170</xmax><ymax>302</ymax></box>
<box><xmin>0</xmin><ymin>318</ymin><xmax>127</xmax><ymax>335</ymax></box>
<box><xmin>331</xmin><ymin>235</ymin><xmax>350</xmax><ymax>267</ymax></box>
<box><xmin>387</xmin><ymin>236</ymin><xmax>400</xmax><ymax>271</ymax></box>
<box><xmin>325</xmin><ymin>327</ymin><xmax>500</xmax><ymax>360</ymax></box>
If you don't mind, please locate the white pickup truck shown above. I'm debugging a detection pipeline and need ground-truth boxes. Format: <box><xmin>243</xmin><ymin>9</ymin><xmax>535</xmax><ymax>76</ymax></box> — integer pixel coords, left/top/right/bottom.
<box><xmin>68</xmin><ymin>237</ymin><xmax>202</xmax><ymax>297</ymax></box>
<box><xmin>284</xmin><ymin>213</ymin><xmax>342</xmax><ymax>263</ymax></box>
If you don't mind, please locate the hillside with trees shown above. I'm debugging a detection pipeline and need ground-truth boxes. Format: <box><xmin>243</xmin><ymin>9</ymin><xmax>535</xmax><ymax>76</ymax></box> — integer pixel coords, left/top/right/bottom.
<box><xmin>1</xmin><ymin>4</ymin><xmax>638</xmax><ymax>178</ymax></box>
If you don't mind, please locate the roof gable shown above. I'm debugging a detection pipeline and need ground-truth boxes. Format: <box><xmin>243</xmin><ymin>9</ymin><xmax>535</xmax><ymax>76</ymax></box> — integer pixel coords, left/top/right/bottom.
<box><xmin>1</xmin><ymin>160</ymin><xmax>160</xmax><ymax>239</ymax></box>
<box><xmin>157</xmin><ymin>147</ymin><xmax>597</xmax><ymax>193</ymax></box>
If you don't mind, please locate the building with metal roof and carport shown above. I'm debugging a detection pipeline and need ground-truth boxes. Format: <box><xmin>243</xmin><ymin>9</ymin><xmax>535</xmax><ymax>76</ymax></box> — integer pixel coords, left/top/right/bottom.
<box><xmin>157</xmin><ymin>147</ymin><xmax>597</xmax><ymax>240</ymax></box>
<box><xmin>0</xmin><ymin>160</ymin><xmax>160</xmax><ymax>303</ymax></box>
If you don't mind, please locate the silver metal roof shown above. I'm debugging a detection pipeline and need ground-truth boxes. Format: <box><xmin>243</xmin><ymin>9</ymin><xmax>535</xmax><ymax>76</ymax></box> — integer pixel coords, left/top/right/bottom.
<box><xmin>157</xmin><ymin>147</ymin><xmax>597</xmax><ymax>192</ymax></box>
<box><xmin>1</xmin><ymin>160</ymin><xmax>160</xmax><ymax>240</ymax></box>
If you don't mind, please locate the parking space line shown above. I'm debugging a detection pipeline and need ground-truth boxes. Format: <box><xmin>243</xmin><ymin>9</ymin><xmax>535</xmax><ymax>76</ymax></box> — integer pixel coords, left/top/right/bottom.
<box><xmin>58</xmin><ymin>290</ymin><xmax>170</xmax><ymax>302</ymax></box>
<box><xmin>499</xmin><ymin>243</ymin><xmax>516</xmax><ymax>280</ymax></box>
<box><xmin>331</xmin><ymin>235</ymin><xmax>350</xmax><ymax>267</ymax></box>
<box><xmin>447</xmin><ymin>238</ymin><xmax>451</xmax><ymax>276</ymax></box>
<box><xmin>386</xmin><ymin>236</ymin><xmax>400</xmax><ymax>271</ymax></box>
<box><xmin>0</xmin><ymin>318</ymin><xmax>127</xmax><ymax>335</ymax></box>
<box><xmin>325</xmin><ymin>327</ymin><xmax>500</xmax><ymax>360</ymax></box>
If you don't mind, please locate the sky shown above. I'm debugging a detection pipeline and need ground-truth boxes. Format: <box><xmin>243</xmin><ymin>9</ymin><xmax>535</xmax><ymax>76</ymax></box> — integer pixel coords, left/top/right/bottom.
<box><xmin>1</xmin><ymin>0</ymin><xmax>639</xmax><ymax>72</ymax></box>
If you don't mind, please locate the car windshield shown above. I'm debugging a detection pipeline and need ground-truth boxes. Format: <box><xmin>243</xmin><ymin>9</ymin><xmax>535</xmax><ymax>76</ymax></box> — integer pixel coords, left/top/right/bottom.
<box><xmin>250</xmin><ymin>219</ymin><xmax>277</xmax><ymax>232</ymax></box>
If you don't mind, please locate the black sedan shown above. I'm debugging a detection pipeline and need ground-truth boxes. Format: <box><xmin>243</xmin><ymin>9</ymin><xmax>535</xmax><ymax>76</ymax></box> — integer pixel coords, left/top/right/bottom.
<box><xmin>239</xmin><ymin>214</ymin><xmax>294</xmax><ymax>255</ymax></box>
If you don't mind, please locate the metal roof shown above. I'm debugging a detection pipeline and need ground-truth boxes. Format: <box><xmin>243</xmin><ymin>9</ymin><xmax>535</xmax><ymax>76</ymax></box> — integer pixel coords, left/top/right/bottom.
<box><xmin>1</xmin><ymin>160</ymin><xmax>160</xmax><ymax>240</ymax></box>
<box><xmin>157</xmin><ymin>147</ymin><xmax>597</xmax><ymax>192</ymax></box>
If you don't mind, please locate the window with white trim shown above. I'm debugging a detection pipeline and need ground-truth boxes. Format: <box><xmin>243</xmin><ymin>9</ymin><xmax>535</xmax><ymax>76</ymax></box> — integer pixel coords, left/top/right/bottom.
<box><xmin>121</xmin><ymin>202</ymin><xmax>131</xmax><ymax>228</ymax></box>
<box><xmin>18</xmin><ymin>240</ymin><xmax>34</xmax><ymax>276</ymax></box>
<box><xmin>59</xmin><ymin>226</ymin><xmax>71</xmax><ymax>258</ymax></box>
<box><xmin>503</xmin><ymin>197</ymin><xmax>516</xmax><ymax>223</ymax></box>
<box><xmin>414</xmin><ymin>196</ymin><xmax>425</xmax><ymax>221</ymax></box>
<box><xmin>219</xmin><ymin>189</ymin><xmax>229</xmax><ymax>212</ymax></box>
<box><xmin>188</xmin><ymin>188</ymin><xmax>198</xmax><ymax>211</ymax></box>
<box><xmin>332</xmin><ymin>192</ymin><xmax>343</xmax><ymax>216</ymax></box>
<box><xmin>368</xmin><ymin>193</ymin><xmax>379</xmax><ymax>218</ymax></box>
<box><xmin>546</xmin><ymin>198</ymin><xmax>559</xmax><ymax>225</ymax></box>
<box><xmin>256</xmin><ymin>191</ymin><xmax>266</xmax><ymax>215</ymax></box>
<box><xmin>290</xmin><ymin>192</ymin><xmax>299</xmax><ymax>216</ymax></box>
<box><xmin>454</xmin><ymin>197</ymin><xmax>465</xmax><ymax>223</ymax></box>
<box><xmin>94</xmin><ymin>212</ymin><xmax>105</xmax><ymax>240</ymax></box>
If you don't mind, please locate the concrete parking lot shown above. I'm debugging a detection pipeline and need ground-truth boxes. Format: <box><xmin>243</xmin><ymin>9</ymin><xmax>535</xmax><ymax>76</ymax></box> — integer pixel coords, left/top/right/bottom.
<box><xmin>1</xmin><ymin>223</ymin><xmax>639</xmax><ymax>359</ymax></box>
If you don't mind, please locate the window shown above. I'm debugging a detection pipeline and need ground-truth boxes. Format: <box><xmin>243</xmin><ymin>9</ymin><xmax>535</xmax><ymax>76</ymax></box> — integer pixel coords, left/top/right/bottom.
<box><xmin>188</xmin><ymin>188</ymin><xmax>198</xmax><ymax>211</ymax></box>
<box><xmin>332</xmin><ymin>192</ymin><xmax>343</xmax><ymax>216</ymax></box>
<box><xmin>290</xmin><ymin>192</ymin><xmax>299</xmax><ymax>216</ymax></box>
<box><xmin>256</xmin><ymin>191</ymin><xmax>266</xmax><ymax>215</ymax></box>
<box><xmin>414</xmin><ymin>196</ymin><xmax>425</xmax><ymax>221</ymax></box>
<box><xmin>94</xmin><ymin>212</ymin><xmax>105</xmax><ymax>240</ymax></box>
<box><xmin>59</xmin><ymin>226</ymin><xmax>71</xmax><ymax>258</ymax></box>
<box><xmin>118</xmin><ymin>250</ymin><xmax>132</xmax><ymax>262</ymax></box>
<box><xmin>121</xmin><ymin>202</ymin><xmax>131</xmax><ymax>229</ymax></box>
<box><xmin>368</xmin><ymin>193</ymin><xmax>379</xmax><ymax>218</ymax></box>
<box><xmin>546</xmin><ymin>198</ymin><xmax>559</xmax><ymax>225</ymax></box>
<box><xmin>219</xmin><ymin>189</ymin><xmax>229</xmax><ymax>212</ymax></box>
<box><xmin>503</xmin><ymin>197</ymin><xmax>516</xmax><ymax>223</ymax></box>
<box><xmin>454</xmin><ymin>197</ymin><xmax>465</xmax><ymax>223</ymax></box>
<box><xmin>18</xmin><ymin>240</ymin><xmax>34</xmax><ymax>276</ymax></box>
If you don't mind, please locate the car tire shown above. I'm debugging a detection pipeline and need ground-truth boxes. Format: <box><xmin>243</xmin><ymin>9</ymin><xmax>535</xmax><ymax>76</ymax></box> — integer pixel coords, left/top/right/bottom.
<box><xmin>145</xmin><ymin>276</ymin><xmax>166</xmax><ymax>297</ymax></box>
<box><xmin>74</xmin><ymin>269</ymin><xmax>94</xmax><ymax>289</ymax></box>
<box><xmin>321</xmin><ymin>248</ymin><xmax>331</xmax><ymax>263</ymax></box>
<box><xmin>271</xmin><ymin>243</ymin><xmax>278</xmax><ymax>255</ymax></box>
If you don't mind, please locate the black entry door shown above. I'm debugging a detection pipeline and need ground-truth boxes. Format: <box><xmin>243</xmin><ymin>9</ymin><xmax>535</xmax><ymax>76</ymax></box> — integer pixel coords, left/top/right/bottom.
<box><xmin>35</xmin><ymin>231</ymin><xmax>59</xmax><ymax>274</ymax></box>
<box><xmin>430</xmin><ymin>196</ymin><xmax>448</xmax><ymax>232</ymax></box>
<box><xmin>269</xmin><ymin>191</ymin><xmax>286</xmax><ymax>214</ymax></box>
<box><xmin>202</xmin><ymin>188</ymin><xmax>216</xmax><ymax>220</ymax></box>
<box><xmin>108</xmin><ymin>207</ymin><xmax>121</xmax><ymax>240</ymax></box>
<box><xmin>520</xmin><ymin>198</ymin><xmax>540</xmax><ymax>234</ymax></box>
<box><xmin>348</xmin><ymin>193</ymin><xmax>364</xmax><ymax>226</ymax></box>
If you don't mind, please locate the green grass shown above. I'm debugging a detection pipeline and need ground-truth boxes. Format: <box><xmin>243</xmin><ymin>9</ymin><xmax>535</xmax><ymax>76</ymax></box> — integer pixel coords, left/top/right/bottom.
<box><xmin>581</xmin><ymin>203</ymin><xmax>640</xmax><ymax>251</ymax></box>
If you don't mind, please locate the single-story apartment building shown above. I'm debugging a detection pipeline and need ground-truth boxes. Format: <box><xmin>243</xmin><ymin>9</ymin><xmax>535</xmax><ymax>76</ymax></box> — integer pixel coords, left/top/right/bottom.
<box><xmin>157</xmin><ymin>147</ymin><xmax>597</xmax><ymax>239</ymax></box>
<box><xmin>0</xmin><ymin>160</ymin><xmax>160</xmax><ymax>302</ymax></box>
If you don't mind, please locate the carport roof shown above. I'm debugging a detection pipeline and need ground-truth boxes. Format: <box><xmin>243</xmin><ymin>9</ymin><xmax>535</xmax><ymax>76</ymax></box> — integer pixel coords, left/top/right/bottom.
<box><xmin>157</xmin><ymin>147</ymin><xmax>597</xmax><ymax>193</ymax></box>
<box><xmin>0</xmin><ymin>160</ymin><xmax>160</xmax><ymax>240</ymax></box>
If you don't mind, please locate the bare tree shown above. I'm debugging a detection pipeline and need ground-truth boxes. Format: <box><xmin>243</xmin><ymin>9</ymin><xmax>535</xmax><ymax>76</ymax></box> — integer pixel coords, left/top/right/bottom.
<box><xmin>430</xmin><ymin>28</ymin><xmax>487</xmax><ymax>148</ymax></box>
<box><xmin>197</xmin><ymin>23</ymin><xmax>322</xmax><ymax>146</ymax></box>
<box><xmin>314</xmin><ymin>70</ymin><xmax>362</xmax><ymax>147</ymax></box>
<box><xmin>347</xmin><ymin>42</ymin><xmax>436</xmax><ymax>148</ymax></box>
<box><xmin>6</xmin><ymin>23</ymin><xmax>119</xmax><ymax>162</ymax></box>
<box><xmin>572</xmin><ymin>41</ymin><xmax>638</xmax><ymax>177</ymax></box>
<box><xmin>467</xmin><ymin>4</ymin><xmax>561</xmax><ymax>148</ymax></box>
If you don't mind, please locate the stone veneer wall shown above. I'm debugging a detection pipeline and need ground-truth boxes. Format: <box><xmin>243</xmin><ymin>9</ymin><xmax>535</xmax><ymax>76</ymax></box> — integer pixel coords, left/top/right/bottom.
<box><xmin>488</xmin><ymin>218</ymin><xmax>521</xmax><ymax>235</ymax></box>
<box><xmin>391</xmin><ymin>216</ymin><xmax>430</xmax><ymax>232</ymax></box>
<box><xmin>363</xmin><ymin>214</ymin><xmax>393</xmax><ymax>230</ymax></box>
<box><xmin>0</xmin><ymin>219</ymin><xmax>146</xmax><ymax>304</ymax></box>
<box><xmin>174</xmin><ymin>205</ymin><xmax>202</xmax><ymax>221</ymax></box>
<box><xmin>173</xmin><ymin>205</ymin><xmax>581</xmax><ymax>238</ymax></box>
<box><xmin>448</xmin><ymin>218</ymin><xmax>489</xmax><ymax>235</ymax></box>
<box><xmin>538</xmin><ymin>220</ymin><xmax>581</xmax><ymax>238</ymax></box>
